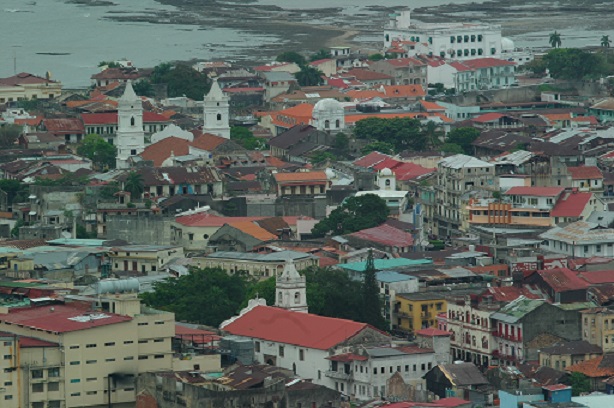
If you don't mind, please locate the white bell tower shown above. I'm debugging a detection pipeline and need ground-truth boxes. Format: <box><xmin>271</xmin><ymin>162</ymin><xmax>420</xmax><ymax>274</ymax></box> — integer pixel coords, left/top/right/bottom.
<box><xmin>203</xmin><ymin>79</ymin><xmax>230</xmax><ymax>139</ymax></box>
<box><xmin>115</xmin><ymin>80</ymin><xmax>145</xmax><ymax>169</ymax></box>
<box><xmin>275</xmin><ymin>261</ymin><xmax>308</xmax><ymax>313</ymax></box>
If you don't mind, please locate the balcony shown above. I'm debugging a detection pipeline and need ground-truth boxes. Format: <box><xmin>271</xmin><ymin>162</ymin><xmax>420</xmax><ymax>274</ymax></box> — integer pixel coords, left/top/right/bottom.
<box><xmin>396</xmin><ymin>310</ymin><xmax>412</xmax><ymax>319</ymax></box>
<box><xmin>325</xmin><ymin>370</ymin><xmax>353</xmax><ymax>381</ymax></box>
<box><xmin>493</xmin><ymin>332</ymin><xmax>521</xmax><ymax>342</ymax></box>
<box><xmin>421</xmin><ymin>311</ymin><xmax>431</xmax><ymax>319</ymax></box>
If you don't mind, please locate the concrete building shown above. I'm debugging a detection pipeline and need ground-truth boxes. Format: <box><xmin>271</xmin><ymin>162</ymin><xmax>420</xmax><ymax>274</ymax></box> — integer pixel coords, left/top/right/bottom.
<box><xmin>540</xmin><ymin>221</ymin><xmax>614</xmax><ymax>258</ymax></box>
<box><xmin>0</xmin><ymin>72</ymin><xmax>62</xmax><ymax>104</ymax></box>
<box><xmin>0</xmin><ymin>292</ymin><xmax>174</xmax><ymax>408</ymax></box>
<box><xmin>384</xmin><ymin>10</ymin><xmax>503</xmax><ymax>61</ymax></box>
<box><xmin>108</xmin><ymin>245</ymin><xmax>184</xmax><ymax>274</ymax></box>
<box><xmin>539</xmin><ymin>340</ymin><xmax>602</xmax><ymax>371</ymax></box>
<box><xmin>194</xmin><ymin>250</ymin><xmax>318</xmax><ymax>279</ymax></box>
<box><xmin>581</xmin><ymin>308</ymin><xmax>614</xmax><ymax>353</ymax></box>
<box><xmin>435</xmin><ymin>154</ymin><xmax>495</xmax><ymax>236</ymax></box>
<box><xmin>221</xmin><ymin>301</ymin><xmax>436</xmax><ymax>401</ymax></box>
<box><xmin>395</xmin><ymin>292</ymin><xmax>447</xmax><ymax>334</ymax></box>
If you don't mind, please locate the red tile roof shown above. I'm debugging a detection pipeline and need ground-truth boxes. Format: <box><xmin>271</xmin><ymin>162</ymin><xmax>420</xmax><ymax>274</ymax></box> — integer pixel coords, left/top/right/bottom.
<box><xmin>273</xmin><ymin>171</ymin><xmax>328</xmax><ymax>183</ymax></box>
<box><xmin>345</xmin><ymin>69</ymin><xmax>393</xmax><ymax>81</ymax></box>
<box><xmin>326</xmin><ymin>353</ymin><xmax>368</xmax><ymax>362</ymax></box>
<box><xmin>1</xmin><ymin>305</ymin><xmax>132</xmax><ymax>333</ymax></box>
<box><xmin>449</xmin><ymin>61</ymin><xmax>473</xmax><ymax>72</ymax></box>
<box><xmin>353</xmin><ymin>151</ymin><xmax>391</xmax><ymax>168</ymax></box>
<box><xmin>43</xmin><ymin>118</ymin><xmax>84</xmax><ymax>134</ymax></box>
<box><xmin>537</xmin><ymin>268</ymin><xmax>590</xmax><ymax>292</ymax></box>
<box><xmin>566</xmin><ymin>355</ymin><xmax>614</xmax><ymax>378</ymax></box>
<box><xmin>484</xmin><ymin>286</ymin><xmax>541</xmax><ymax>302</ymax></box>
<box><xmin>372</xmin><ymin>157</ymin><xmax>403</xmax><ymax>171</ymax></box>
<box><xmin>420</xmin><ymin>100</ymin><xmax>447</xmax><ymax>112</ymax></box>
<box><xmin>228</xmin><ymin>221</ymin><xmax>278</xmax><ymax>241</ymax></box>
<box><xmin>222</xmin><ymin>305</ymin><xmax>384</xmax><ymax>350</ymax></box>
<box><xmin>175</xmin><ymin>213</ymin><xmax>310</xmax><ymax>228</ymax></box>
<box><xmin>578</xmin><ymin>270</ymin><xmax>614</xmax><ymax>285</ymax></box>
<box><xmin>139</xmin><ymin>137</ymin><xmax>191</xmax><ymax>166</ymax></box>
<box><xmin>191</xmin><ymin>133</ymin><xmax>228</xmax><ymax>151</ymax></box>
<box><xmin>543</xmin><ymin>384</ymin><xmax>571</xmax><ymax>391</ymax></box>
<box><xmin>415</xmin><ymin>327</ymin><xmax>451</xmax><ymax>337</ymax></box>
<box><xmin>504</xmin><ymin>186</ymin><xmax>565</xmax><ymax>197</ymax></box>
<box><xmin>462</xmin><ymin>58</ymin><xmax>516</xmax><ymax>69</ymax></box>
<box><xmin>567</xmin><ymin>166</ymin><xmax>603</xmax><ymax>180</ymax></box>
<box><xmin>19</xmin><ymin>337</ymin><xmax>58</xmax><ymax>348</ymax></box>
<box><xmin>382</xmin><ymin>85</ymin><xmax>426</xmax><ymax>98</ymax></box>
<box><xmin>348</xmin><ymin>224</ymin><xmax>414</xmax><ymax>248</ymax></box>
<box><xmin>551</xmin><ymin>191</ymin><xmax>592</xmax><ymax>217</ymax></box>
<box><xmin>472</xmin><ymin>112</ymin><xmax>505</xmax><ymax>123</ymax></box>
<box><xmin>393</xmin><ymin>162</ymin><xmax>436</xmax><ymax>181</ymax></box>
<box><xmin>0</xmin><ymin>72</ymin><xmax>57</xmax><ymax>86</ymax></box>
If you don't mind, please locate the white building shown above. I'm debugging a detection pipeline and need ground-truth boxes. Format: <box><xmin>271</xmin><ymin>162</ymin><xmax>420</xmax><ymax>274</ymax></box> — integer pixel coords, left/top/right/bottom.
<box><xmin>377</xmin><ymin>168</ymin><xmax>396</xmax><ymax>191</ymax></box>
<box><xmin>384</xmin><ymin>10</ymin><xmax>502</xmax><ymax>61</ymax></box>
<box><xmin>311</xmin><ymin>98</ymin><xmax>345</xmax><ymax>132</ymax></box>
<box><xmin>540</xmin><ymin>221</ymin><xmax>614</xmax><ymax>258</ymax></box>
<box><xmin>221</xmin><ymin>302</ymin><xmax>436</xmax><ymax>400</ymax></box>
<box><xmin>203</xmin><ymin>79</ymin><xmax>230</xmax><ymax>139</ymax></box>
<box><xmin>115</xmin><ymin>80</ymin><xmax>145</xmax><ymax>169</ymax></box>
<box><xmin>275</xmin><ymin>261</ymin><xmax>308</xmax><ymax>313</ymax></box>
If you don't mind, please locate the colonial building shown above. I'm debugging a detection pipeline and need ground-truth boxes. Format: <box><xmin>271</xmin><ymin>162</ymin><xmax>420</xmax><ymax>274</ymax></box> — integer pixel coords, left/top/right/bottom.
<box><xmin>0</xmin><ymin>72</ymin><xmax>62</xmax><ymax>104</ymax></box>
<box><xmin>108</xmin><ymin>245</ymin><xmax>184</xmax><ymax>274</ymax></box>
<box><xmin>115</xmin><ymin>80</ymin><xmax>146</xmax><ymax>169</ymax></box>
<box><xmin>202</xmin><ymin>79</ymin><xmax>230</xmax><ymax>139</ymax></box>
<box><xmin>273</xmin><ymin>171</ymin><xmax>330</xmax><ymax>197</ymax></box>
<box><xmin>275</xmin><ymin>260</ymin><xmax>308</xmax><ymax>313</ymax></box>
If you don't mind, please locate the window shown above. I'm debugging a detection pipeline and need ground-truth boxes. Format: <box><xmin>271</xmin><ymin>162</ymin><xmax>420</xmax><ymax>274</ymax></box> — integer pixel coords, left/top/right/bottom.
<box><xmin>70</xmin><ymin>392</ymin><xmax>81</xmax><ymax>397</ymax></box>
<box><xmin>86</xmin><ymin>378</ymin><xmax>97</xmax><ymax>382</ymax></box>
<box><xmin>154</xmin><ymin>338</ymin><xmax>164</xmax><ymax>343</ymax></box>
<box><xmin>5</xmin><ymin>395</ymin><xmax>13</xmax><ymax>400</ymax></box>
<box><xmin>279</xmin><ymin>346</ymin><xmax>284</xmax><ymax>357</ymax></box>
<box><xmin>3</xmin><ymin>341</ymin><xmax>10</xmax><ymax>346</ymax></box>
<box><xmin>105</xmin><ymin>358</ymin><xmax>116</xmax><ymax>362</ymax></box>
<box><xmin>154</xmin><ymin>355</ymin><xmax>164</xmax><ymax>359</ymax></box>
<box><xmin>48</xmin><ymin>367</ymin><xmax>60</xmax><ymax>377</ymax></box>
<box><xmin>4</xmin><ymin>381</ymin><xmax>11</xmax><ymax>386</ymax></box>
<box><xmin>405</xmin><ymin>365</ymin><xmax>409</xmax><ymax>372</ymax></box>
<box><xmin>299</xmin><ymin>349</ymin><xmax>305</xmax><ymax>361</ymax></box>
<box><xmin>70</xmin><ymin>379</ymin><xmax>81</xmax><ymax>383</ymax></box>
<box><xmin>138</xmin><ymin>355</ymin><xmax>148</xmax><ymax>360</ymax></box>
<box><xmin>155</xmin><ymin>321</ymin><xmax>165</xmax><ymax>325</ymax></box>
<box><xmin>255</xmin><ymin>341</ymin><xmax>260</xmax><ymax>352</ymax></box>
<box><xmin>86</xmin><ymin>360</ymin><xmax>97</xmax><ymax>364</ymax></box>
<box><xmin>69</xmin><ymin>361</ymin><xmax>80</xmax><ymax>366</ymax></box>
<box><xmin>86</xmin><ymin>391</ymin><xmax>98</xmax><ymax>395</ymax></box>
<box><xmin>105</xmin><ymin>342</ymin><xmax>116</xmax><ymax>346</ymax></box>
<box><xmin>421</xmin><ymin>363</ymin><xmax>426</xmax><ymax>371</ymax></box>
<box><xmin>124</xmin><ymin>340</ymin><xmax>134</xmax><ymax>345</ymax></box>
<box><xmin>124</xmin><ymin>356</ymin><xmax>134</xmax><ymax>361</ymax></box>
<box><xmin>49</xmin><ymin>402</ymin><xmax>61</xmax><ymax>408</ymax></box>
<box><xmin>86</xmin><ymin>343</ymin><xmax>97</xmax><ymax>348</ymax></box>
<box><xmin>32</xmin><ymin>403</ymin><xmax>44</xmax><ymax>408</ymax></box>
<box><xmin>217</xmin><ymin>113</ymin><xmax>222</xmax><ymax>121</ymax></box>
<box><xmin>413</xmin><ymin>364</ymin><xmax>417</xmax><ymax>371</ymax></box>
<box><xmin>3</xmin><ymin>355</ymin><xmax>11</xmax><ymax>360</ymax></box>
<box><xmin>48</xmin><ymin>382</ymin><xmax>59</xmax><ymax>391</ymax></box>
<box><xmin>32</xmin><ymin>383</ymin><xmax>44</xmax><ymax>393</ymax></box>
<box><xmin>31</xmin><ymin>369</ymin><xmax>43</xmax><ymax>379</ymax></box>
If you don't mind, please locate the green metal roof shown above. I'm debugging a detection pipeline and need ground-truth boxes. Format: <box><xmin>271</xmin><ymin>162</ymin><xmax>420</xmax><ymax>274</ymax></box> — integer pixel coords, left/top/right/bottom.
<box><xmin>0</xmin><ymin>281</ymin><xmax>47</xmax><ymax>288</ymax></box>
<box><xmin>337</xmin><ymin>258</ymin><xmax>433</xmax><ymax>272</ymax></box>
<box><xmin>555</xmin><ymin>301</ymin><xmax>597</xmax><ymax>311</ymax></box>
<box><xmin>491</xmin><ymin>297</ymin><xmax>545</xmax><ymax>323</ymax></box>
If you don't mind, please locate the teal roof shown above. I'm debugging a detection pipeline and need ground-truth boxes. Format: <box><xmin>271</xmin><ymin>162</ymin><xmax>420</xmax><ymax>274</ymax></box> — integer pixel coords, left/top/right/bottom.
<box><xmin>47</xmin><ymin>238</ymin><xmax>108</xmax><ymax>247</ymax></box>
<box><xmin>337</xmin><ymin>258</ymin><xmax>432</xmax><ymax>272</ymax></box>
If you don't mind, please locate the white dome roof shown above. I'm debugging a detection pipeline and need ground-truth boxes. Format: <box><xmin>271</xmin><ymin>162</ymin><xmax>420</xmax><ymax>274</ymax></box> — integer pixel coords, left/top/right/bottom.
<box><xmin>313</xmin><ymin>98</ymin><xmax>344</xmax><ymax>114</ymax></box>
<box><xmin>501</xmin><ymin>37</ymin><xmax>515</xmax><ymax>51</ymax></box>
<box><xmin>380</xmin><ymin>167</ymin><xmax>393</xmax><ymax>176</ymax></box>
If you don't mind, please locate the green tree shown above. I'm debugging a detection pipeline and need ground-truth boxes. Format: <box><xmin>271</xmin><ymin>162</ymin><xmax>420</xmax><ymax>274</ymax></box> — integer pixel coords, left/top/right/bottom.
<box><xmin>241</xmin><ymin>277</ymin><xmax>276</xmax><ymax>309</ymax></box>
<box><xmin>446</xmin><ymin>127</ymin><xmax>481</xmax><ymax>155</ymax></box>
<box><xmin>542</xmin><ymin>48</ymin><xmax>607</xmax><ymax>80</ymax></box>
<box><xmin>276</xmin><ymin>51</ymin><xmax>307</xmax><ymax>67</ymax></box>
<box><xmin>310</xmin><ymin>49</ymin><xmax>330</xmax><ymax>62</ymax></box>
<box><xmin>362</xmin><ymin>250</ymin><xmax>386</xmax><ymax>330</ymax></box>
<box><xmin>132</xmin><ymin>79</ymin><xmax>154</xmax><ymax>97</ymax></box>
<box><xmin>368</xmin><ymin>53</ymin><xmax>385</xmax><ymax>61</ymax></box>
<box><xmin>567</xmin><ymin>372</ymin><xmax>591</xmax><ymax>396</ymax></box>
<box><xmin>0</xmin><ymin>124</ymin><xmax>21</xmax><ymax>148</ymax></box>
<box><xmin>601</xmin><ymin>35</ymin><xmax>612</xmax><ymax>63</ymax></box>
<box><xmin>361</xmin><ymin>141</ymin><xmax>395</xmax><ymax>155</ymax></box>
<box><xmin>333</xmin><ymin>132</ymin><xmax>349</xmax><ymax>151</ymax></box>
<box><xmin>440</xmin><ymin>143</ymin><xmax>464</xmax><ymax>154</ymax></box>
<box><xmin>312</xmin><ymin>194</ymin><xmax>389</xmax><ymax>237</ymax></box>
<box><xmin>76</xmin><ymin>134</ymin><xmax>117</xmax><ymax>170</ymax></box>
<box><xmin>295</xmin><ymin>66</ymin><xmax>323</xmax><ymax>87</ymax></box>
<box><xmin>149</xmin><ymin>63</ymin><xmax>210</xmax><ymax>100</ymax></box>
<box><xmin>0</xmin><ymin>179</ymin><xmax>28</xmax><ymax>206</ymax></box>
<box><xmin>10</xmin><ymin>219</ymin><xmax>24</xmax><ymax>238</ymax></box>
<box><xmin>140</xmin><ymin>267</ymin><xmax>253</xmax><ymax>326</ymax></box>
<box><xmin>353</xmin><ymin>117</ymin><xmax>424</xmax><ymax>152</ymax></box>
<box><xmin>310</xmin><ymin>151</ymin><xmax>336</xmax><ymax>165</ymax></box>
<box><xmin>549</xmin><ymin>31</ymin><xmax>562</xmax><ymax>48</ymax></box>
<box><xmin>123</xmin><ymin>171</ymin><xmax>144</xmax><ymax>199</ymax></box>
<box><xmin>422</xmin><ymin>121</ymin><xmax>444</xmax><ymax>150</ymax></box>
<box><xmin>230</xmin><ymin>126</ymin><xmax>266</xmax><ymax>150</ymax></box>
<box><xmin>303</xmin><ymin>266</ymin><xmax>365</xmax><ymax>322</ymax></box>
<box><xmin>98</xmin><ymin>61</ymin><xmax>121</xmax><ymax>68</ymax></box>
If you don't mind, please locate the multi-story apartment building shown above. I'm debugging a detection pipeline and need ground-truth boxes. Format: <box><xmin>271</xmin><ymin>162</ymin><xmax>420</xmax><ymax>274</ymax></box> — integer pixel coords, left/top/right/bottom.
<box><xmin>394</xmin><ymin>292</ymin><xmax>447</xmax><ymax>334</ymax></box>
<box><xmin>108</xmin><ymin>245</ymin><xmax>184</xmax><ymax>274</ymax></box>
<box><xmin>444</xmin><ymin>295</ymin><xmax>499</xmax><ymax>368</ymax></box>
<box><xmin>581</xmin><ymin>308</ymin><xmax>614</xmax><ymax>353</ymax></box>
<box><xmin>435</xmin><ymin>154</ymin><xmax>495</xmax><ymax>236</ymax></box>
<box><xmin>0</xmin><ymin>292</ymin><xmax>174</xmax><ymax>408</ymax></box>
<box><xmin>454</xmin><ymin>58</ymin><xmax>517</xmax><ymax>92</ymax></box>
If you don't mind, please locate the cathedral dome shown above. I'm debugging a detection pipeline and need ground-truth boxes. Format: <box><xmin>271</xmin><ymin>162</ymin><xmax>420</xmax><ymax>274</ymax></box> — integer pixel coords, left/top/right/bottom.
<box><xmin>380</xmin><ymin>167</ymin><xmax>393</xmax><ymax>176</ymax></box>
<box><xmin>313</xmin><ymin>98</ymin><xmax>344</xmax><ymax>116</ymax></box>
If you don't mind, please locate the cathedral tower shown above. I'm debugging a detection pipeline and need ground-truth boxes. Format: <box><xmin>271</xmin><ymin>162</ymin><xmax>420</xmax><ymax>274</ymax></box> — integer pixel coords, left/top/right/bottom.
<box><xmin>203</xmin><ymin>79</ymin><xmax>230</xmax><ymax>139</ymax></box>
<box><xmin>275</xmin><ymin>261</ymin><xmax>308</xmax><ymax>313</ymax></box>
<box><xmin>115</xmin><ymin>80</ymin><xmax>145</xmax><ymax>169</ymax></box>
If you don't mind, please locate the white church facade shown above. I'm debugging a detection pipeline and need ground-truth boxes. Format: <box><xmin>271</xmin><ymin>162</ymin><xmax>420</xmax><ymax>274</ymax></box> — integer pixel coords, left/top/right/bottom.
<box><xmin>115</xmin><ymin>80</ymin><xmax>145</xmax><ymax>169</ymax></box>
<box><xmin>202</xmin><ymin>79</ymin><xmax>230</xmax><ymax>139</ymax></box>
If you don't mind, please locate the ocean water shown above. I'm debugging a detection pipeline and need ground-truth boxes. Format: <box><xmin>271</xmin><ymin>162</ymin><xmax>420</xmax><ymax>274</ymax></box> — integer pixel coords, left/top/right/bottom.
<box><xmin>0</xmin><ymin>0</ymin><xmax>611</xmax><ymax>88</ymax></box>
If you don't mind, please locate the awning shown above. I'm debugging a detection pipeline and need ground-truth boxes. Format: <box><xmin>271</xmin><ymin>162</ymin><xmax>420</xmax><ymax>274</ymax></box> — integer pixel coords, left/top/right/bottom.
<box><xmin>28</xmin><ymin>211</ymin><xmax>37</xmax><ymax>216</ymax></box>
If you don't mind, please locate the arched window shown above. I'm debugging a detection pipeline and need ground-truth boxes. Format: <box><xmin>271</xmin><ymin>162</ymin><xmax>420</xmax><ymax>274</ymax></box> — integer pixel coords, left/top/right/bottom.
<box><xmin>335</xmin><ymin>119</ymin><xmax>340</xmax><ymax>128</ymax></box>
<box><xmin>294</xmin><ymin>292</ymin><xmax>301</xmax><ymax>304</ymax></box>
<box><xmin>385</xmin><ymin>179</ymin><xmax>391</xmax><ymax>187</ymax></box>
<box><xmin>130</xmin><ymin>116</ymin><xmax>135</xmax><ymax>126</ymax></box>
<box><xmin>217</xmin><ymin>113</ymin><xmax>222</xmax><ymax>121</ymax></box>
<box><xmin>324</xmin><ymin>120</ymin><xmax>330</xmax><ymax>129</ymax></box>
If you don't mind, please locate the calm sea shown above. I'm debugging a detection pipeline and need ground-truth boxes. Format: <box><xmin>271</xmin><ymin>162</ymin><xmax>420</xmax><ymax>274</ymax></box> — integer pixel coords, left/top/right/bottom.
<box><xmin>0</xmin><ymin>0</ymin><xmax>609</xmax><ymax>87</ymax></box>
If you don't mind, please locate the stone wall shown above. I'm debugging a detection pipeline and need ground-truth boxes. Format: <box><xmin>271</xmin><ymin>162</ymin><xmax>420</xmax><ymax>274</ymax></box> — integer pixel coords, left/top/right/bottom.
<box><xmin>105</xmin><ymin>215</ymin><xmax>172</xmax><ymax>245</ymax></box>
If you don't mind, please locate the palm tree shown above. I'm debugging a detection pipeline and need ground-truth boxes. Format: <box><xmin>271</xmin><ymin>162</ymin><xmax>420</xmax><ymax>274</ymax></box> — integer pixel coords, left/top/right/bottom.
<box><xmin>422</xmin><ymin>121</ymin><xmax>444</xmax><ymax>150</ymax></box>
<box><xmin>123</xmin><ymin>171</ymin><xmax>144</xmax><ymax>199</ymax></box>
<box><xmin>549</xmin><ymin>31</ymin><xmax>562</xmax><ymax>48</ymax></box>
<box><xmin>601</xmin><ymin>35</ymin><xmax>611</xmax><ymax>62</ymax></box>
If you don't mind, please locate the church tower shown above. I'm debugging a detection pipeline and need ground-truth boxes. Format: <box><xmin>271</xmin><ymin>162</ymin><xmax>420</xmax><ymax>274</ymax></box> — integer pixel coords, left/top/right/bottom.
<box><xmin>203</xmin><ymin>79</ymin><xmax>230</xmax><ymax>139</ymax></box>
<box><xmin>115</xmin><ymin>80</ymin><xmax>145</xmax><ymax>169</ymax></box>
<box><xmin>275</xmin><ymin>261</ymin><xmax>308</xmax><ymax>313</ymax></box>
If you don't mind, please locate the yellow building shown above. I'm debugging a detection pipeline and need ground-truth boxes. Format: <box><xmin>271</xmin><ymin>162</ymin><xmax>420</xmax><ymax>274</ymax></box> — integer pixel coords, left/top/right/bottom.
<box><xmin>109</xmin><ymin>245</ymin><xmax>184</xmax><ymax>274</ymax></box>
<box><xmin>0</xmin><ymin>72</ymin><xmax>62</xmax><ymax>104</ymax></box>
<box><xmin>581</xmin><ymin>308</ymin><xmax>614</xmax><ymax>353</ymax></box>
<box><xmin>394</xmin><ymin>292</ymin><xmax>447</xmax><ymax>333</ymax></box>
<box><xmin>0</xmin><ymin>292</ymin><xmax>175</xmax><ymax>408</ymax></box>
<box><xmin>539</xmin><ymin>340</ymin><xmax>602</xmax><ymax>371</ymax></box>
